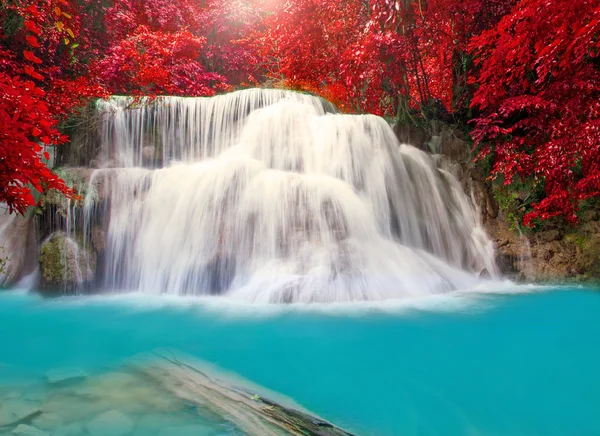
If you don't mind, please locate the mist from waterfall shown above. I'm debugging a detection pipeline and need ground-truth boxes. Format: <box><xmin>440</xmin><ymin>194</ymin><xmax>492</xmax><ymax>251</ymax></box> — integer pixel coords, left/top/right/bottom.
<box><xmin>82</xmin><ymin>89</ymin><xmax>495</xmax><ymax>303</ymax></box>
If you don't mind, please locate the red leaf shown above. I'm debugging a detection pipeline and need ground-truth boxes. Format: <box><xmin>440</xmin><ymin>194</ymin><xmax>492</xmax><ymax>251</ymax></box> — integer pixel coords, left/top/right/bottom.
<box><xmin>26</xmin><ymin>5</ymin><xmax>41</xmax><ymax>18</ymax></box>
<box><xmin>23</xmin><ymin>50</ymin><xmax>43</xmax><ymax>64</ymax></box>
<box><xmin>24</xmin><ymin>20</ymin><xmax>41</xmax><ymax>36</ymax></box>
<box><xmin>24</xmin><ymin>66</ymin><xmax>44</xmax><ymax>80</ymax></box>
<box><xmin>25</xmin><ymin>35</ymin><xmax>40</xmax><ymax>48</ymax></box>
<box><xmin>32</xmin><ymin>127</ymin><xmax>41</xmax><ymax>137</ymax></box>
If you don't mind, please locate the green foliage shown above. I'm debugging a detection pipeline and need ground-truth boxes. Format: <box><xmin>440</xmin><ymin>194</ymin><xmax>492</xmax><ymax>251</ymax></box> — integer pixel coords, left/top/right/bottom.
<box><xmin>493</xmin><ymin>176</ymin><xmax>546</xmax><ymax>233</ymax></box>
<box><xmin>1</xmin><ymin>7</ymin><xmax>23</xmax><ymax>37</ymax></box>
<box><xmin>564</xmin><ymin>232</ymin><xmax>600</xmax><ymax>282</ymax></box>
<box><xmin>564</xmin><ymin>233</ymin><xmax>587</xmax><ymax>250</ymax></box>
<box><xmin>576</xmin><ymin>197</ymin><xmax>600</xmax><ymax>221</ymax></box>
<box><xmin>493</xmin><ymin>186</ymin><xmax>523</xmax><ymax>232</ymax></box>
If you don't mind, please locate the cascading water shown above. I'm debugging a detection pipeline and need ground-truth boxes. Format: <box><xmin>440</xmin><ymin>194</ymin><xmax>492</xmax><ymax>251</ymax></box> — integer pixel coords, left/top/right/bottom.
<box><xmin>80</xmin><ymin>88</ymin><xmax>495</xmax><ymax>302</ymax></box>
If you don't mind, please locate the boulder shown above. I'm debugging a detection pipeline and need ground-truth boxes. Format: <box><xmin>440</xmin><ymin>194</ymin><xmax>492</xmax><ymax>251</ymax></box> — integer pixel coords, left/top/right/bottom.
<box><xmin>38</xmin><ymin>232</ymin><xmax>96</xmax><ymax>294</ymax></box>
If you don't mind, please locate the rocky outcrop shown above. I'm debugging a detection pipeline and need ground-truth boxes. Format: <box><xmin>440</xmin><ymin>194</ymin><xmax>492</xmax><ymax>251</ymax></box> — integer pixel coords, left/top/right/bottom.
<box><xmin>395</xmin><ymin>120</ymin><xmax>473</xmax><ymax>162</ymax></box>
<box><xmin>402</xmin><ymin>118</ymin><xmax>600</xmax><ymax>284</ymax></box>
<box><xmin>0</xmin><ymin>166</ymin><xmax>111</xmax><ymax>293</ymax></box>
<box><xmin>0</xmin><ymin>214</ymin><xmax>38</xmax><ymax>288</ymax></box>
<box><xmin>38</xmin><ymin>232</ymin><xmax>96</xmax><ymax>294</ymax></box>
<box><xmin>494</xmin><ymin>217</ymin><xmax>600</xmax><ymax>283</ymax></box>
<box><xmin>482</xmin><ymin>215</ymin><xmax>600</xmax><ymax>283</ymax></box>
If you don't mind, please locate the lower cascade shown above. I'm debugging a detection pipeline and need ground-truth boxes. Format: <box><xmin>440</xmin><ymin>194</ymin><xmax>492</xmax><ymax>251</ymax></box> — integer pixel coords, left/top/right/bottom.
<box><xmin>4</xmin><ymin>89</ymin><xmax>496</xmax><ymax>302</ymax></box>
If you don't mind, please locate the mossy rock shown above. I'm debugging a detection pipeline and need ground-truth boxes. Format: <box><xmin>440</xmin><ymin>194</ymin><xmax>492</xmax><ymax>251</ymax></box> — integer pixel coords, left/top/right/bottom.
<box><xmin>37</xmin><ymin>168</ymin><xmax>100</xmax><ymax>215</ymax></box>
<box><xmin>575</xmin><ymin>235</ymin><xmax>600</xmax><ymax>282</ymax></box>
<box><xmin>39</xmin><ymin>232</ymin><xmax>96</xmax><ymax>294</ymax></box>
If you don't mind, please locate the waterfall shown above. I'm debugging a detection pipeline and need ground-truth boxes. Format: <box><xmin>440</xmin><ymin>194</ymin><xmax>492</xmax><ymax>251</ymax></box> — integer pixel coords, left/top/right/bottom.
<box><xmin>79</xmin><ymin>88</ymin><xmax>495</xmax><ymax>302</ymax></box>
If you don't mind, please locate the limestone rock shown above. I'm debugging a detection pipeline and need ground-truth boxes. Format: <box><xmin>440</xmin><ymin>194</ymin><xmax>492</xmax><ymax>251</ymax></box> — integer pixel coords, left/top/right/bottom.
<box><xmin>85</xmin><ymin>410</ymin><xmax>134</xmax><ymax>436</ymax></box>
<box><xmin>394</xmin><ymin>122</ymin><xmax>428</xmax><ymax>151</ymax></box>
<box><xmin>142</xmin><ymin>146</ymin><xmax>157</xmax><ymax>166</ymax></box>
<box><xmin>536</xmin><ymin>229</ymin><xmax>562</xmax><ymax>243</ymax></box>
<box><xmin>439</xmin><ymin>129</ymin><xmax>471</xmax><ymax>162</ymax></box>
<box><xmin>90</xmin><ymin>228</ymin><xmax>105</xmax><ymax>254</ymax></box>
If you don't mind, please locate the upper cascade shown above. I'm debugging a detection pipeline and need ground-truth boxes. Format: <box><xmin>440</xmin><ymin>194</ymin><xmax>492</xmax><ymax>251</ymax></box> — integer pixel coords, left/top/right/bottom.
<box><xmin>96</xmin><ymin>89</ymin><xmax>337</xmax><ymax>168</ymax></box>
<box><xmin>77</xmin><ymin>88</ymin><xmax>495</xmax><ymax>303</ymax></box>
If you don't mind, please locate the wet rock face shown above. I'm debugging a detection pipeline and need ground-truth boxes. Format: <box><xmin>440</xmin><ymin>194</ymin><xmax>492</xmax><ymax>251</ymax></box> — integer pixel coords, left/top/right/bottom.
<box><xmin>484</xmin><ymin>214</ymin><xmax>600</xmax><ymax>283</ymax></box>
<box><xmin>530</xmin><ymin>225</ymin><xmax>600</xmax><ymax>283</ymax></box>
<box><xmin>38</xmin><ymin>232</ymin><xmax>96</xmax><ymax>294</ymax></box>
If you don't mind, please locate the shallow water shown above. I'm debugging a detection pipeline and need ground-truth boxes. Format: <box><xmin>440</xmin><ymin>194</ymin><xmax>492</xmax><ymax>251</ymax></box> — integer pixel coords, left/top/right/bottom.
<box><xmin>1</xmin><ymin>286</ymin><xmax>600</xmax><ymax>435</ymax></box>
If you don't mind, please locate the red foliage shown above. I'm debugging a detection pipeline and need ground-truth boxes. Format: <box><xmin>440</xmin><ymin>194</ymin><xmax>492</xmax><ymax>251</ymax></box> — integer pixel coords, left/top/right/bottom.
<box><xmin>1</xmin><ymin>0</ymin><xmax>597</xmax><ymax>226</ymax></box>
<box><xmin>263</xmin><ymin>0</ymin><xmax>516</xmax><ymax>116</ymax></box>
<box><xmin>470</xmin><ymin>0</ymin><xmax>600</xmax><ymax>225</ymax></box>
<box><xmin>0</xmin><ymin>73</ymin><xmax>73</xmax><ymax>214</ymax></box>
<box><xmin>0</xmin><ymin>0</ymin><xmax>84</xmax><ymax>212</ymax></box>
<box><xmin>102</xmin><ymin>0</ymin><xmax>264</xmax><ymax>87</ymax></box>
<box><xmin>0</xmin><ymin>0</ymin><xmax>264</xmax><ymax>212</ymax></box>
<box><xmin>96</xmin><ymin>26</ymin><xmax>227</xmax><ymax>96</ymax></box>
<box><xmin>261</xmin><ymin>0</ymin><xmax>367</xmax><ymax>109</ymax></box>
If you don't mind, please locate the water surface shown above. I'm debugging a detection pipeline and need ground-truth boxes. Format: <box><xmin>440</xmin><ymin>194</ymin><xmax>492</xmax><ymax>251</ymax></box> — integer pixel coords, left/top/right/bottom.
<box><xmin>1</xmin><ymin>286</ymin><xmax>599</xmax><ymax>435</ymax></box>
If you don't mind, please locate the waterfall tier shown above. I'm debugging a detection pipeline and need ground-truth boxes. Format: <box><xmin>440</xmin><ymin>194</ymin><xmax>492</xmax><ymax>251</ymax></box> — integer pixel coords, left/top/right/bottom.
<box><xmin>77</xmin><ymin>88</ymin><xmax>495</xmax><ymax>302</ymax></box>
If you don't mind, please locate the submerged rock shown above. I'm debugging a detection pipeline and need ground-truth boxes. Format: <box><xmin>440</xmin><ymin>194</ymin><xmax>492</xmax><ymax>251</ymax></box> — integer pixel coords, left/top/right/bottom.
<box><xmin>46</xmin><ymin>368</ymin><xmax>87</xmax><ymax>386</ymax></box>
<box><xmin>157</xmin><ymin>424</ymin><xmax>217</xmax><ymax>436</ymax></box>
<box><xmin>0</xmin><ymin>401</ymin><xmax>41</xmax><ymax>428</ymax></box>
<box><xmin>10</xmin><ymin>424</ymin><xmax>49</xmax><ymax>436</ymax></box>
<box><xmin>85</xmin><ymin>410</ymin><xmax>134</xmax><ymax>436</ymax></box>
<box><xmin>52</xmin><ymin>423</ymin><xmax>84</xmax><ymax>436</ymax></box>
<box><xmin>38</xmin><ymin>232</ymin><xmax>96</xmax><ymax>294</ymax></box>
<box><xmin>31</xmin><ymin>413</ymin><xmax>63</xmax><ymax>431</ymax></box>
<box><xmin>133</xmin><ymin>351</ymin><xmax>355</xmax><ymax>436</ymax></box>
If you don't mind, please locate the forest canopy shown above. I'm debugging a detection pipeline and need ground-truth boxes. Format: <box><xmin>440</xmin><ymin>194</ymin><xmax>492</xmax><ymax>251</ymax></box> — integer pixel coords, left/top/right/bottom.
<box><xmin>0</xmin><ymin>0</ymin><xmax>598</xmax><ymax>225</ymax></box>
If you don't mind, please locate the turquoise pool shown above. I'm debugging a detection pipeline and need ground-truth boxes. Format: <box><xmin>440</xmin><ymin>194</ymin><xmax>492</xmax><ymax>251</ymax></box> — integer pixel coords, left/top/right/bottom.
<box><xmin>1</xmin><ymin>286</ymin><xmax>599</xmax><ymax>435</ymax></box>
